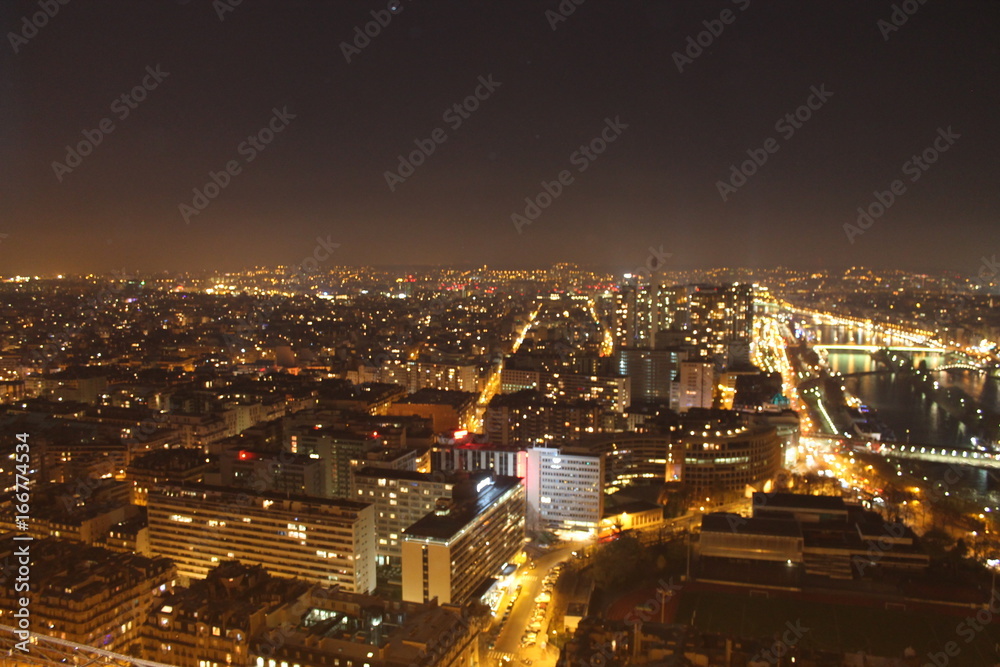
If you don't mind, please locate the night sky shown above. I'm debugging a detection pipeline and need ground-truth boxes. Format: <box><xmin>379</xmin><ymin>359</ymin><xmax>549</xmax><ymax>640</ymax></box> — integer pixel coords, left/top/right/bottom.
<box><xmin>1</xmin><ymin>0</ymin><xmax>998</xmax><ymax>275</ymax></box>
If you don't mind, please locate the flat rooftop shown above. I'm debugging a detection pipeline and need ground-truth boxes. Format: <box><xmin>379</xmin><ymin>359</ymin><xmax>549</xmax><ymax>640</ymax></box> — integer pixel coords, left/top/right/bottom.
<box><xmin>152</xmin><ymin>481</ymin><xmax>372</xmax><ymax>512</ymax></box>
<box><xmin>701</xmin><ymin>513</ymin><xmax>803</xmax><ymax>539</ymax></box>
<box><xmin>353</xmin><ymin>467</ymin><xmax>452</xmax><ymax>483</ymax></box>
<box><xmin>752</xmin><ymin>492</ymin><xmax>847</xmax><ymax>512</ymax></box>
<box><xmin>403</xmin><ymin>475</ymin><xmax>521</xmax><ymax>541</ymax></box>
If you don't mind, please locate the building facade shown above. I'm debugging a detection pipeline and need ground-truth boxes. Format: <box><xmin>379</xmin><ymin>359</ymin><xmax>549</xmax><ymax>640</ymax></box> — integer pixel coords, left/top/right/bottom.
<box><xmin>485</xmin><ymin>390</ymin><xmax>603</xmax><ymax>447</ymax></box>
<box><xmin>524</xmin><ymin>447</ymin><xmax>604</xmax><ymax>536</ymax></box>
<box><xmin>147</xmin><ymin>483</ymin><xmax>376</xmax><ymax>592</ymax></box>
<box><xmin>351</xmin><ymin>467</ymin><xmax>457</xmax><ymax>564</ymax></box>
<box><xmin>402</xmin><ymin>475</ymin><xmax>525</xmax><ymax>605</ymax></box>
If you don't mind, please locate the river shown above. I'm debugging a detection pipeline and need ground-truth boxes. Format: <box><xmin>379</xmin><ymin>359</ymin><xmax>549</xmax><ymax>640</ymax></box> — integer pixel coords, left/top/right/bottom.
<box><xmin>798</xmin><ymin>322</ymin><xmax>1000</xmax><ymax>450</ymax></box>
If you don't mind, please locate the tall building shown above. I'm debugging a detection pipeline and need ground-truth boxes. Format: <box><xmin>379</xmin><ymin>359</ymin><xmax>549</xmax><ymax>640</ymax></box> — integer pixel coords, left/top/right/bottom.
<box><xmin>615</xmin><ymin>347</ymin><xmax>687</xmax><ymax>403</ymax></box>
<box><xmin>658</xmin><ymin>283</ymin><xmax>754</xmax><ymax>357</ymax></box>
<box><xmin>286</xmin><ymin>425</ymin><xmax>381</xmax><ymax>498</ymax></box>
<box><xmin>351</xmin><ymin>467</ymin><xmax>458</xmax><ymax>564</ymax></box>
<box><xmin>574</xmin><ymin>432</ymin><xmax>671</xmax><ymax>493</ymax></box>
<box><xmin>677</xmin><ymin>360</ymin><xmax>715</xmax><ymax>412</ymax></box>
<box><xmin>402</xmin><ymin>474</ymin><xmax>525</xmax><ymax>605</ymax></box>
<box><xmin>613</xmin><ymin>283</ymin><xmax>754</xmax><ymax>358</ymax></box>
<box><xmin>524</xmin><ymin>446</ymin><xmax>604</xmax><ymax>536</ymax></box>
<box><xmin>432</xmin><ymin>441</ymin><xmax>527</xmax><ymax>478</ymax></box>
<box><xmin>612</xmin><ymin>284</ymin><xmax>641</xmax><ymax>349</ymax></box>
<box><xmin>147</xmin><ymin>483</ymin><xmax>376</xmax><ymax>592</ymax></box>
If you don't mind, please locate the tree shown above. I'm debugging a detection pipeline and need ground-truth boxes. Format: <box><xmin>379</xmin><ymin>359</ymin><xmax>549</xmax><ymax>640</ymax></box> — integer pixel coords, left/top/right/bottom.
<box><xmin>920</xmin><ymin>528</ymin><xmax>953</xmax><ymax>560</ymax></box>
<box><xmin>591</xmin><ymin>534</ymin><xmax>645</xmax><ymax>589</ymax></box>
<box><xmin>952</xmin><ymin>538</ymin><xmax>969</xmax><ymax>561</ymax></box>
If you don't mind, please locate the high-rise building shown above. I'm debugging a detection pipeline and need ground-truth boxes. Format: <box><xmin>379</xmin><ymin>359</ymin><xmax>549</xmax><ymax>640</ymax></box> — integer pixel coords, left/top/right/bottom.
<box><xmin>148</xmin><ymin>483</ymin><xmax>376</xmax><ymax>592</ymax></box>
<box><xmin>286</xmin><ymin>425</ymin><xmax>381</xmax><ymax>497</ymax></box>
<box><xmin>574</xmin><ymin>432</ymin><xmax>671</xmax><ymax>493</ymax></box>
<box><xmin>524</xmin><ymin>446</ymin><xmax>604</xmax><ymax>536</ymax></box>
<box><xmin>351</xmin><ymin>467</ymin><xmax>458</xmax><ymax>564</ymax></box>
<box><xmin>402</xmin><ymin>474</ymin><xmax>525</xmax><ymax>605</ymax></box>
<box><xmin>657</xmin><ymin>284</ymin><xmax>754</xmax><ymax>357</ymax></box>
<box><xmin>613</xmin><ymin>283</ymin><xmax>754</xmax><ymax>358</ymax></box>
<box><xmin>612</xmin><ymin>284</ymin><xmax>640</xmax><ymax>349</ymax></box>
<box><xmin>615</xmin><ymin>347</ymin><xmax>688</xmax><ymax>403</ymax></box>
<box><xmin>432</xmin><ymin>441</ymin><xmax>527</xmax><ymax>478</ymax></box>
<box><xmin>677</xmin><ymin>361</ymin><xmax>715</xmax><ymax>412</ymax></box>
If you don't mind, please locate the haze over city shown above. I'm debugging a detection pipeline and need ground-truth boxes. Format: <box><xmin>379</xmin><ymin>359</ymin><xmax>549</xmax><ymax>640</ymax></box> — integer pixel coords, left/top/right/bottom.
<box><xmin>2</xmin><ymin>0</ymin><xmax>999</xmax><ymax>274</ymax></box>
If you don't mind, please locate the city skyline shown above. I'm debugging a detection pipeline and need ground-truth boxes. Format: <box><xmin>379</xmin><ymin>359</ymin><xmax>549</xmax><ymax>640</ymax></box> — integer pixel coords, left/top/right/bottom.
<box><xmin>2</xmin><ymin>0</ymin><xmax>999</xmax><ymax>274</ymax></box>
<box><xmin>4</xmin><ymin>1</ymin><xmax>1000</xmax><ymax>664</ymax></box>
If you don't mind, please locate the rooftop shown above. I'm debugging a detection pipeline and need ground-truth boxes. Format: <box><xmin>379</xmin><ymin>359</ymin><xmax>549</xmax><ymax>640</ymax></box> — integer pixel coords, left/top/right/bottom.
<box><xmin>151</xmin><ymin>481</ymin><xmax>372</xmax><ymax>512</ymax></box>
<box><xmin>403</xmin><ymin>474</ymin><xmax>522</xmax><ymax>541</ymax></box>
<box><xmin>752</xmin><ymin>492</ymin><xmax>847</xmax><ymax>512</ymax></box>
<box><xmin>701</xmin><ymin>513</ymin><xmax>803</xmax><ymax>539</ymax></box>
<box><xmin>396</xmin><ymin>388</ymin><xmax>477</xmax><ymax>407</ymax></box>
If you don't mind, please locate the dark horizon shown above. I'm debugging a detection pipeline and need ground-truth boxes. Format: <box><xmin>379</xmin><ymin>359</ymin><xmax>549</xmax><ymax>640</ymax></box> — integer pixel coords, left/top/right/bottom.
<box><xmin>2</xmin><ymin>0</ymin><xmax>998</xmax><ymax>275</ymax></box>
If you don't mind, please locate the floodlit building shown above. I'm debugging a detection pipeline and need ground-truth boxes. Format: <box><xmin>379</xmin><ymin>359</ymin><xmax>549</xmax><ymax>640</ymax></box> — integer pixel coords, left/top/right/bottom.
<box><xmin>351</xmin><ymin>467</ymin><xmax>458</xmax><ymax>564</ymax></box>
<box><xmin>524</xmin><ymin>446</ymin><xmax>604</xmax><ymax>536</ymax></box>
<box><xmin>148</xmin><ymin>482</ymin><xmax>376</xmax><ymax>592</ymax></box>
<box><xmin>402</xmin><ymin>474</ymin><xmax>525</xmax><ymax>605</ymax></box>
<box><xmin>386</xmin><ymin>389</ymin><xmax>478</xmax><ymax>432</ymax></box>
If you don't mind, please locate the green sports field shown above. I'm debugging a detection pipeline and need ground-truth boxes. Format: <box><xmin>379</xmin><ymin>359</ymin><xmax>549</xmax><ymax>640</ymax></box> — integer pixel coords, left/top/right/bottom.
<box><xmin>673</xmin><ymin>589</ymin><xmax>1000</xmax><ymax>666</ymax></box>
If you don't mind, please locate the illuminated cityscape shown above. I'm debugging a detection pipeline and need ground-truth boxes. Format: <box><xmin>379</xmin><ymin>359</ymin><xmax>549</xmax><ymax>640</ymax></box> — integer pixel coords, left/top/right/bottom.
<box><xmin>3</xmin><ymin>1</ymin><xmax>1000</xmax><ymax>666</ymax></box>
